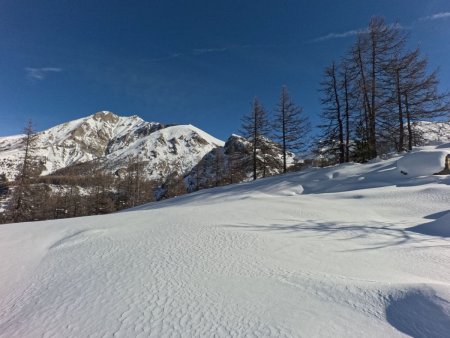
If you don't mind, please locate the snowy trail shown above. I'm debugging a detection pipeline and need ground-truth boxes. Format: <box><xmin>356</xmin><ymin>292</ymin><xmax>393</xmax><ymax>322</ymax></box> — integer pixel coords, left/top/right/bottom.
<box><xmin>1</xmin><ymin>147</ymin><xmax>450</xmax><ymax>337</ymax></box>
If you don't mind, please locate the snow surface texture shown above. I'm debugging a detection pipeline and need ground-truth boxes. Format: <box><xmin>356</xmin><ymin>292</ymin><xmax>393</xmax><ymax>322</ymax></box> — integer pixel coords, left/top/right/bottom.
<box><xmin>1</xmin><ymin>144</ymin><xmax>450</xmax><ymax>337</ymax></box>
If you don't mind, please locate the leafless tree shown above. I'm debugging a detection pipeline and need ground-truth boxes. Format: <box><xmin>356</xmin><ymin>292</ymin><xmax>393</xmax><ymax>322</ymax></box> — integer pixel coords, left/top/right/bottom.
<box><xmin>273</xmin><ymin>86</ymin><xmax>310</xmax><ymax>171</ymax></box>
<box><xmin>8</xmin><ymin>120</ymin><xmax>39</xmax><ymax>222</ymax></box>
<box><xmin>241</xmin><ymin>98</ymin><xmax>271</xmax><ymax>180</ymax></box>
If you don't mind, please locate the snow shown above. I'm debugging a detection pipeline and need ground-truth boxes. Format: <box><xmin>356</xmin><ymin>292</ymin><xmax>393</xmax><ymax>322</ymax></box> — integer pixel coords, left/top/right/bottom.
<box><xmin>0</xmin><ymin>112</ymin><xmax>223</xmax><ymax>182</ymax></box>
<box><xmin>414</xmin><ymin>121</ymin><xmax>450</xmax><ymax>143</ymax></box>
<box><xmin>408</xmin><ymin>211</ymin><xmax>450</xmax><ymax>237</ymax></box>
<box><xmin>105</xmin><ymin>124</ymin><xmax>225</xmax><ymax>181</ymax></box>
<box><xmin>0</xmin><ymin>112</ymin><xmax>154</xmax><ymax>180</ymax></box>
<box><xmin>396</xmin><ymin>148</ymin><xmax>449</xmax><ymax>176</ymax></box>
<box><xmin>1</xmin><ymin>144</ymin><xmax>450</xmax><ymax>337</ymax></box>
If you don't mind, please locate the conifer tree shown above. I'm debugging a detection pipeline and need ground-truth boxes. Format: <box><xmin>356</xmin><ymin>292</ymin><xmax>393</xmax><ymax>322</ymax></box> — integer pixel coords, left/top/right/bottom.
<box><xmin>241</xmin><ymin>98</ymin><xmax>271</xmax><ymax>180</ymax></box>
<box><xmin>273</xmin><ymin>86</ymin><xmax>310</xmax><ymax>172</ymax></box>
<box><xmin>8</xmin><ymin>120</ymin><xmax>38</xmax><ymax>222</ymax></box>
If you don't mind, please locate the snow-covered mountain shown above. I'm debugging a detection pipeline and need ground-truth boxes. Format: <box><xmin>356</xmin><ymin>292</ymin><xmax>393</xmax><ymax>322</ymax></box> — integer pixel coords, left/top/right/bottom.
<box><xmin>413</xmin><ymin>120</ymin><xmax>450</xmax><ymax>143</ymax></box>
<box><xmin>0</xmin><ymin>143</ymin><xmax>449</xmax><ymax>337</ymax></box>
<box><xmin>1</xmin><ymin>113</ymin><xmax>448</xmax><ymax>185</ymax></box>
<box><xmin>0</xmin><ymin>111</ymin><xmax>223</xmax><ymax>182</ymax></box>
<box><xmin>101</xmin><ymin>124</ymin><xmax>225</xmax><ymax>182</ymax></box>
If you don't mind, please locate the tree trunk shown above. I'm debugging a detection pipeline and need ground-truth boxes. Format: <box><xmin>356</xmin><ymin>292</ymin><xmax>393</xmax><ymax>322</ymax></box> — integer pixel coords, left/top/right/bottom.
<box><xmin>405</xmin><ymin>93</ymin><xmax>413</xmax><ymax>151</ymax></box>
<box><xmin>343</xmin><ymin>71</ymin><xmax>351</xmax><ymax>162</ymax></box>
<box><xmin>369</xmin><ymin>32</ymin><xmax>378</xmax><ymax>159</ymax></box>
<box><xmin>331</xmin><ymin>63</ymin><xmax>344</xmax><ymax>163</ymax></box>
<box><xmin>396</xmin><ymin>68</ymin><xmax>405</xmax><ymax>152</ymax></box>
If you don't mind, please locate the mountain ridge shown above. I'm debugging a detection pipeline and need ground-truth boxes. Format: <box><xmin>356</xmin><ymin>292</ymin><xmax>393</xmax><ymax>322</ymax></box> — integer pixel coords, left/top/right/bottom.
<box><xmin>0</xmin><ymin>111</ymin><xmax>223</xmax><ymax>182</ymax></box>
<box><xmin>1</xmin><ymin>112</ymin><xmax>448</xmax><ymax>185</ymax></box>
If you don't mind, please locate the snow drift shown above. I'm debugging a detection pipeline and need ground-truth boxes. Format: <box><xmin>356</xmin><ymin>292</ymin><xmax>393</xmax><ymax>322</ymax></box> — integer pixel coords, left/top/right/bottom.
<box><xmin>396</xmin><ymin>148</ymin><xmax>449</xmax><ymax>176</ymax></box>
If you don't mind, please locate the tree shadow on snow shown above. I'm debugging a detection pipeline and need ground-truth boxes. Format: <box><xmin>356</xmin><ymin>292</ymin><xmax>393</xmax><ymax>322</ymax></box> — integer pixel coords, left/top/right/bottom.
<box><xmin>226</xmin><ymin>220</ymin><xmax>434</xmax><ymax>251</ymax></box>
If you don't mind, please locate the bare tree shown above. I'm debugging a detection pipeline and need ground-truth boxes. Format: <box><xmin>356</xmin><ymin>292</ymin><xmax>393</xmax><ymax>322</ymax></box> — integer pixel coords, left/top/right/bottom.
<box><xmin>8</xmin><ymin>120</ymin><xmax>39</xmax><ymax>222</ymax></box>
<box><xmin>0</xmin><ymin>174</ymin><xmax>8</xmax><ymax>196</ymax></box>
<box><xmin>319</xmin><ymin>62</ymin><xmax>345</xmax><ymax>164</ymax></box>
<box><xmin>241</xmin><ymin>98</ymin><xmax>271</xmax><ymax>180</ymax></box>
<box><xmin>351</xmin><ymin>17</ymin><xmax>406</xmax><ymax>158</ymax></box>
<box><xmin>273</xmin><ymin>86</ymin><xmax>310</xmax><ymax>171</ymax></box>
<box><xmin>402</xmin><ymin>53</ymin><xmax>450</xmax><ymax>150</ymax></box>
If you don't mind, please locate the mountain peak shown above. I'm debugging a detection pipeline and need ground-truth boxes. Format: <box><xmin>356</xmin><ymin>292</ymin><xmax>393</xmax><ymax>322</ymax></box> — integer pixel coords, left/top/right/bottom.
<box><xmin>92</xmin><ymin>111</ymin><xmax>119</xmax><ymax>123</ymax></box>
<box><xmin>0</xmin><ymin>112</ymin><xmax>224</xmax><ymax>182</ymax></box>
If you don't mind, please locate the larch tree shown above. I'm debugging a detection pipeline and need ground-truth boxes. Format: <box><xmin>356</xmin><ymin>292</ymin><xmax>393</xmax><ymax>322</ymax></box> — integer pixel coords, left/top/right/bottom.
<box><xmin>8</xmin><ymin>120</ymin><xmax>39</xmax><ymax>222</ymax></box>
<box><xmin>318</xmin><ymin>62</ymin><xmax>345</xmax><ymax>164</ymax></box>
<box><xmin>351</xmin><ymin>17</ymin><xmax>406</xmax><ymax>158</ymax></box>
<box><xmin>400</xmin><ymin>52</ymin><xmax>450</xmax><ymax>150</ymax></box>
<box><xmin>0</xmin><ymin>174</ymin><xmax>8</xmax><ymax>196</ymax></box>
<box><xmin>240</xmin><ymin>98</ymin><xmax>271</xmax><ymax>180</ymax></box>
<box><xmin>273</xmin><ymin>86</ymin><xmax>311</xmax><ymax>172</ymax></box>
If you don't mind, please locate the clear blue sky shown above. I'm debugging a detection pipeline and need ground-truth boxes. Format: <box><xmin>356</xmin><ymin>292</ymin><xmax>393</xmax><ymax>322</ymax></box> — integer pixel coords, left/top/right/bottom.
<box><xmin>1</xmin><ymin>0</ymin><xmax>449</xmax><ymax>140</ymax></box>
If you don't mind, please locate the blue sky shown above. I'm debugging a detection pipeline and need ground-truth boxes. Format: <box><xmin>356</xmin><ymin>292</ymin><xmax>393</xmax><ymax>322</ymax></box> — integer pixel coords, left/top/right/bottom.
<box><xmin>1</xmin><ymin>0</ymin><xmax>449</xmax><ymax>140</ymax></box>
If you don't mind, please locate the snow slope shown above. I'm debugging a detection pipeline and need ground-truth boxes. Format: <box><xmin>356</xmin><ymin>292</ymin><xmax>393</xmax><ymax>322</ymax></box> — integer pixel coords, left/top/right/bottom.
<box><xmin>103</xmin><ymin>124</ymin><xmax>224</xmax><ymax>181</ymax></box>
<box><xmin>0</xmin><ymin>144</ymin><xmax>450</xmax><ymax>337</ymax></box>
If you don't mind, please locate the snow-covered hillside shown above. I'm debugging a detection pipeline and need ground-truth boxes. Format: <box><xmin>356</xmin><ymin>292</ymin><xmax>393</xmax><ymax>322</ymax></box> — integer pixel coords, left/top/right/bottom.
<box><xmin>414</xmin><ymin>121</ymin><xmax>450</xmax><ymax>143</ymax></box>
<box><xmin>103</xmin><ymin>124</ymin><xmax>224</xmax><ymax>182</ymax></box>
<box><xmin>0</xmin><ymin>111</ymin><xmax>223</xmax><ymax>182</ymax></box>
<box><xmin>0</xmin><ymin>143</ymin><xmax>449</xmax><ymax>337</ymax></box>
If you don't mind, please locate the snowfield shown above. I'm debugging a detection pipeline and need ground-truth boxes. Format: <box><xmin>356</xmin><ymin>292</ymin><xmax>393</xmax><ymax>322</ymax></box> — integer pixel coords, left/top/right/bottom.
<box><xmin>0</xmin><ymin>144</ymin><xmax>450</xmax><ymax>337</ymax></box>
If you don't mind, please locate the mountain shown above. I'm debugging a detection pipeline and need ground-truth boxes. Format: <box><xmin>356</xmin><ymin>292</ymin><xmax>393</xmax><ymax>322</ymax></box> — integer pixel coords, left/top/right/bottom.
<box><xmin>1</xmin><ymin>112</ymin><xmax>447</xmax><ymax>187</ymax></box>
<box><xmin>0</xmin><ymin>143</ymin><xmax>449</xmax><ymax>337</ymax></box>
<box><xmin>0</xmin><ymin>111</ymin><xmax>223</xmax><ymax>182</ymax></box>
<box><xmin>101</xmin><ymin>123</ymin><xmax>225</xmax><ymax>182</ymax></box>
<box><xmin>184</xmin><ymin>134</ymin><xmax>298</xmax><ymax>190</ymax></box>
<box><xmin>0</xmin><ymin>111</ymin><xmax>301</xmax><ymax>189</ymax></box>
<box><xmin>413</xmin><ymin>121</ymin><xmax>450</xmax><ymax>143</ymax></box>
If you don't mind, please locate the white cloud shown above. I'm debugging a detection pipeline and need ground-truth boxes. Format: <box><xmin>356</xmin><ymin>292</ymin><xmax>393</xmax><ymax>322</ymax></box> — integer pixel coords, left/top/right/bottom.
<box><xmin>313</xmin><ymin>28</ymin><xmax>368</xmax><ymax>42</ymax></box>
<box><xmin>420</xmin><ymin>12</ymin><xmax>450</xmax><ymax>21</ymax></box>
<box><xmin>193</xmin><ymin>47</ymin><xmax>228</xmax><ymax>55</ymax></box>
<box><xmin>25</xmin><ymin>67</ymin><xmax>62</xmax><ymax>81</ymax></box>
<box><xmin>313</xmin><ymin>23</ymin><xmax>404</xmax><ymax>43</ymax></box>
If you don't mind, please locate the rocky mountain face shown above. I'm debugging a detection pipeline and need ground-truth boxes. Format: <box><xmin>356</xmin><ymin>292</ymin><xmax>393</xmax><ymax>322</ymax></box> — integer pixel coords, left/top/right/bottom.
<box><xmin>413</xmin><ymin>121</ymin><xmax>450</xmax><ymax>144</ymax></box>
<box><xmin>3</xmin><ymin>111</ymin><xmax>446</xmax><ymax>190</ymax></box>
<box><xmin>0</xmin><ymin>112</ymin><xmax>157</xmax><ymax>179</ymax></box>
<box><xmin>0</xmin><ymin>111</ymin><xmax>223</xmax><ymax>183</ymax></box>
<box><xmin>101</xmin><ymin>123</ymin><xmax>225</xmax><ymax>183</ymax></box>
<box><xmin>184</xmin><ymin>134</ymin><xmax>298</xmax><ymax>191</ymax></box>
